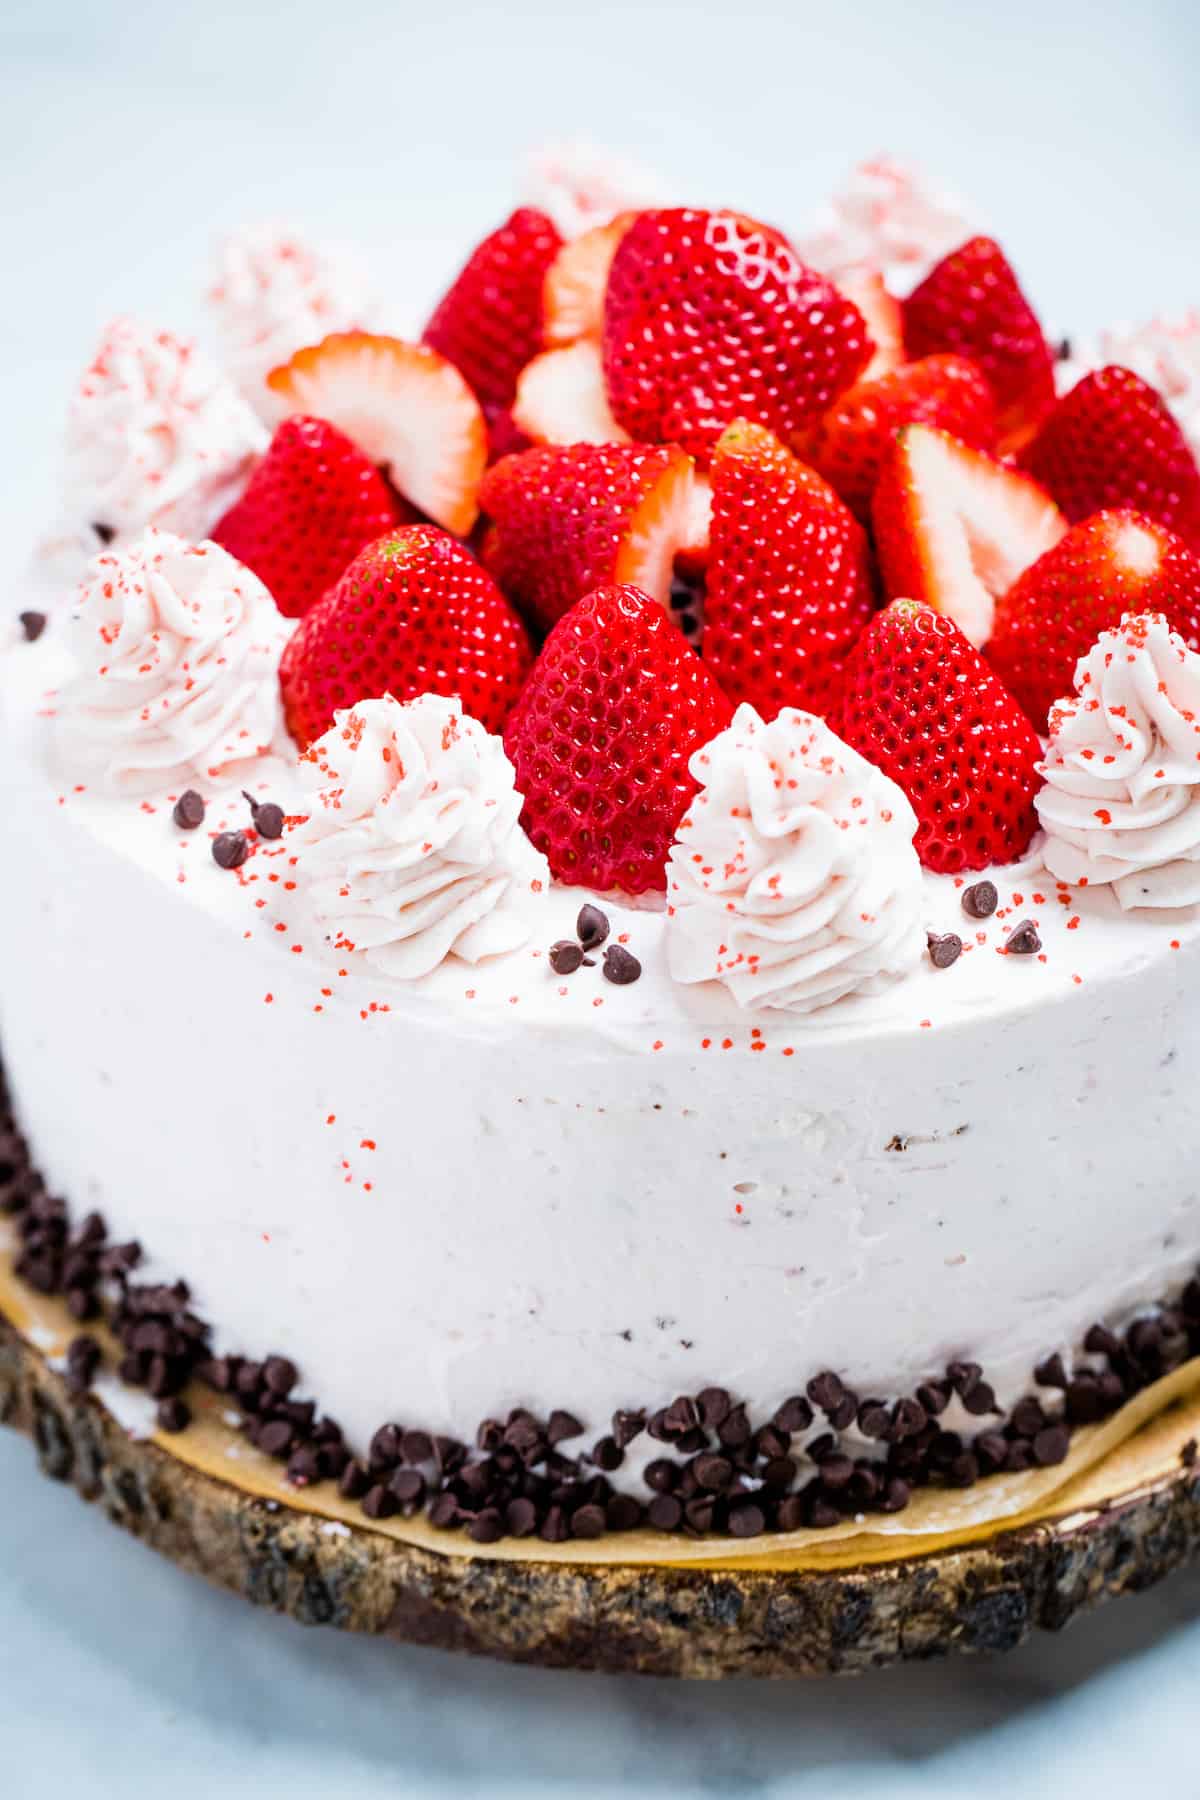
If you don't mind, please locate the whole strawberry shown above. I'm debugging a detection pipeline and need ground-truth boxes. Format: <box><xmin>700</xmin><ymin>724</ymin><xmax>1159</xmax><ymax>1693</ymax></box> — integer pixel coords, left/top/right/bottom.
<box><xmin>839</xmin><ymin>599</ymin><xmax>1041</xmax><ymax>873</ymax></box>
<box><xmin>803</xmin><ymin>354</ymin><xmax>996</xmax><ymax>523</ymax></box>
<box><xmin>1021</xmin><ymin>365</ymin><xmax>1200</xmax><ymax>551</ymax></box>
<box><xmin>479</xmin><ymin>441</ymin><xmax>696</xmax><ymax>632</ymax></box>
<box><xmin>602</xmin><ymin>209</ymin><xmax>872</xmax><ymax>461</ymax></box>
<box><xmin>503</xmin><ymin>584</ymin><xmax>733</xmax><ymax>893</ymax></box>
<box><xmin>423</xmin><ymin>208</ymin><xmax>563</xmax><ymax>413</ymax></box>
<box><xmin>212</xmin><ymin>415</ymin><xmax>408</xmax><ymax>618</ymax></box>
<box><xmin>279</xmin><ymin>525</ymin><xmax>532</xmax><ymax>747</ymax></box>
<box><xmin>987</xmin><ymin>509</ymin><xmax>1200</xmax><ymax>730</ymax></box>
<box><xmin>903</xmin><ymin>236</ymin><xmax>1056</xmax><ymax>450</ymax></box>
<box><xmin>702</xmin><ymin>421</ymin><xmax>876</xmax><ymax>722</ymax></box>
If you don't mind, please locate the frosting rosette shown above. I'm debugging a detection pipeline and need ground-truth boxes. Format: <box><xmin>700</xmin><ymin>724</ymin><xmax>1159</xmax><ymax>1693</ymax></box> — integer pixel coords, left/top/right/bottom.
<box><xmin>665</xmin><ymin>704</ymin><xmax>924</xmax><ymax>1012</ymax></box>
<box><xmin>207</xmin><ymin>223</ymin><xmax>370</xmax><ymax>407</ymax></box>
<box><xmin>60</xmin><ymin>318</ymin><xmax>265</xmax><ymax>551</ymax></box>
<box><xmin>796</xmin><ymin>154</ymin><xmax>968</xmax><ymax>289</ymax></box>
<box><xmin>291</xmin><ymin>693</ymin><xmax>549</xmax><ymax>979</ymax></box>
<box><xmin>56</xmin><ymin>529</ymin><xmax>286</xmax><ymax>792</ymax></box>
<box><xmin>522</xmin><ymin>140</ymin><xmax>671</xmax><ymax>237</ymax></box>
<box><xmin>1090</xmin><ymin>314</ymin><xmax>1200</xmax><ymax>459</ymax></box>
<box><xmin>1037</xmin><ymin>613</ymin><xmax>1200</xmax><ymax>908</ymax></box>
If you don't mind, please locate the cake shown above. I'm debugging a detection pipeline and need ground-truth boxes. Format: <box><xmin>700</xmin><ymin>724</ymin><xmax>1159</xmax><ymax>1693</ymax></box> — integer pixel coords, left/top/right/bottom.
<box><xmin>5</xmin><ymin>153</ymin><xmax>1200</xmax><ymax>1558</ymax></box>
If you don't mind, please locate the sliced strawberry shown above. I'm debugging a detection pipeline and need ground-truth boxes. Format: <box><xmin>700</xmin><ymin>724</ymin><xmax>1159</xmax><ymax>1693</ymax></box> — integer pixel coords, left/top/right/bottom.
<box><xmin>478</xmin><ymin>442</ymin><xmax>695</xmax><ymax>632</ymax></box>
<box><xmin>838</xmin><ymin>268</ymin><xmax>904</xmax><ymax>379</ymax></box>
<box><xmin>872</xmin><ymin>425</ymin><xmax>1066</xmax><ymax>646</ymax></box>
<box><xmin>676</xmin><ymin>472</ymin><xmax>712</xmax><ymax>576</ymax></box>
<box><xmin>1021</xmin><ymin>365</ymin><xmax>1200</xmax><ymax>551</ymax></box>
<box><xmin>543</xmin><ymin>214</ymin><xmax>634</xmax><ymax>347</ymax></box>
<box><xmin>503</xmin><ymin>583</ymin><xmax>733</xmax><ymax>893</ymax></box>
<box><xmin>266</xmin><ymin>332</ymin><xmax>486</xmax><ymax>537</ymax></box>
<box><xmin>482</xmin><ymin>403</ymin><xmax>531</xmax><ymax>463</ymax></box>
<box><xmin>602</xmin><ymin>209</ymin><xmax>873</xmax><ymax>461</ymax></box>
<box><xmin>903</xmin><ymin>236</ymin><xmax>1056</xmax><ymax>450</ymax></box>
<box><xmin>987</xmin><ymin>509</ymin><xmax>1200</xmax><ymax>729</ymax></box>
<box><xmin>702</xmin><ymin>422</ymin><xmax>875</xmax><ymax>722</ymax></box>
<box><xmin>421</xmin><ymin>208</ymin><xmax>562</xmax><ymax>413</ymax></box>
<box><xmin>212</xmin><ymin>415</ymin><xmax>408</xmax><ymax>618</ymax></box>
<box><xmin>279</xmin><ymin>524</ymin><xmax>531</xmax><ymax>747</ymax></box>
<box><xmin>804</xmin><ymin>354</ymin><xmax>996</xmax><ymax>523</ymax></box>
<box><xmin>839</xmin><ymin>599</ymin><xmax>1041</xmax><ymax>873</ymax></box>
<box><xmin>512</xmin><ymin>340</ymin><xmax>630</xmax><ymax>446</ymax></box>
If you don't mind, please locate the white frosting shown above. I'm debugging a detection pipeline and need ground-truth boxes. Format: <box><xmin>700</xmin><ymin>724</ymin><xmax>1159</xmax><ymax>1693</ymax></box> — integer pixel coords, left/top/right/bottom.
<box><xmin>56</xmin><ymin>318</ymin><xmax>265</xmax><ymax>556</ymax></box>
<box><xmin>1038</xmin><ymin>613</ymin><xmax>1200</xmax><ymax>908</ymax></box>
<box><xmin>1060</xmin><ymin>314</ymin><xmax>1200</xmax><ymax>460</ymax></box>
<box><xmin>54</xmin><ymin>529</ymin><xmax>287</xmax><ymax>794</ymax></box>
<box><xmin>666</xmin><ymin>706</ymin><xmax>924</xmax><ymax>1012</ymax></box>
<box><xmin>291</xmin><ymin>694</ymin><xmax>549</xmax><ymax>979</ymax></box>
<box><xmin>521</xmin><ymin>140</ymin><xmax>671</xmax><ymax>238</ymax></box>
<box><xmin>796</xmin><ymin>155</ymin><xmax>969</xmax><ymax>292</ymax></box>
<box><xmin>207</xmin><ymin>223</ymin><xmax>371</xmax><ymax>408</ymax></box>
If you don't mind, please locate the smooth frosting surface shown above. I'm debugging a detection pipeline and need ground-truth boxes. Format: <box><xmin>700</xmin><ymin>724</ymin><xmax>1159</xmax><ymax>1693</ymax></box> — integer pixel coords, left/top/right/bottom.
<box><xmin>666</xmin><ymin>705</ymin><xmax>924</xmax><ymax>1012</ymax></box>
<box><xmin>54</xmin><ymin>529</ymin><xmax>287</xmax><ymax>794</ymax></box>
<box><xmin>1038</xmin><ymin>613</ymin><xmax>1200</xmax><ymax>908</ymax></box>
<box><xmin>291</xmin><ymin>693</ymin><xmax>549</xmax><ymax>979</ymax></box>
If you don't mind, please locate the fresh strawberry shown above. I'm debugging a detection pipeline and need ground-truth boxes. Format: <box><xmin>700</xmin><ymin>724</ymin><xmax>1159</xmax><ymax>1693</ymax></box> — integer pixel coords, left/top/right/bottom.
<box><xmin>279</xmin><ymin>525</ymin><xmax>532</xmax><ymax>747</ymax></box>
<box><xmin>803</xmin><ymin>354</ymin><xmax>996</xmax><ymax>522</ymax></box>
<box><xmin>987</xmin><ymin>509</ymin><xmax>1200</xmax><ymax>729</ymax></box>
<box><xmin>838</xmin><ymin>268</ymin><xmax>904</xmax><ymax>379</ymax></box>
<box><xmin>266</xmin><ymin>333</ymin><xmax>486</xmax><ymax>537</ymax></box>
<box><xmin>902</xmin><ymin>236</ymin><xmax>1056</xmax><ymax>449</ymax></box>
<box><xmin>872</xmin><ymin>425</ymin><xmax>1066</xmax><ymax>646</ymax></box>
<box><xmin>478</xmin><ymin>442</ymin><xmax>696</xmax><ymax>631</ymax></box>
<box><xmin>1021</xmin><ymin>365</ymin><xmax>1200</xmax><ymax>551</ymax></box>
<box><xmin>702</xmin><ymin>422</ymin><xmax>875</xmax><ymax>721</ymax></box>
<box><xmin>602</xmin><ymin>209</ymin><xmax>872</xmax><ymax>461</ymax></box>
<box><xmin>543</xmin><ymin>214</ymin><xmax>634</xmax><ymax>347</ymax></box>
<box><xmin>512</xmin><ymin>340</ymin><xmax>630</xmax><ymax>445</ymax></box>
<box><xmin>503</xmin><ymin>583</ymin><xmax>733</xmax><ymax>893</ymax></box>
<box><xmin>482</xmin><ymin>404</ymin><xmax>531</xmax><ymax>462</ymax></box>
<box><xmin>839</xmin><ymin>599</ymin><xmax>1041</xmax><ymax>873</ymax></box>
<box><xmin>212</xmin><ymin>415</ymin><xmax>407</xmax><ymax>618</ymax></box>
<box><xmin>422</xmin><ymin>208</ymin><xmax>563</xmax><ymax>412</ymax></box>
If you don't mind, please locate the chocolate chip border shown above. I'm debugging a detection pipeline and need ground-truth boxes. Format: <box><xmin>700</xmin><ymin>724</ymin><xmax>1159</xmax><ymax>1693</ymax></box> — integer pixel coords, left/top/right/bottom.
<box><xmin>3</xmin><ymin>1058</ymin><xmax>1198</xmax><ymax>1546</ymax></box>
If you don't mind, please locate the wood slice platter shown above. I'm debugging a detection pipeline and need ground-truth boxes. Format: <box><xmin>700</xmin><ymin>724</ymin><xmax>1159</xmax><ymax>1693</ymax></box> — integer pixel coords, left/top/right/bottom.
<box><xmin>4</xmin><ymin>1300</ymin><xmax>1200</xmax><ymax>1678</ymax></box>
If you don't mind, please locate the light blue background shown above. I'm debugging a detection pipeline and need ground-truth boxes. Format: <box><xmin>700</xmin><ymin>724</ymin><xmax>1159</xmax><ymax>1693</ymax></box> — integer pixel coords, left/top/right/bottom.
<box><xmin>2</xmin><ymin>1</ymin><xmax>1199</xmax><ymax>1792</ymax></box>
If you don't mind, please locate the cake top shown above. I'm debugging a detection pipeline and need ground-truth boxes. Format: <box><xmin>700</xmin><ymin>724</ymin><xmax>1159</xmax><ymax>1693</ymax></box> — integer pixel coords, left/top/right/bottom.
<box><xmin>10</xmin><ymin>149</ymin><xmax>1200</xmax><ymax>1042</ymax></box>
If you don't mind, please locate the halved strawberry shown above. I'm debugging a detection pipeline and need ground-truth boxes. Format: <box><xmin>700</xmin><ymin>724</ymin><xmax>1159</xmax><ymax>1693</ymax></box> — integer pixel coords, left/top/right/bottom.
<box><xmin>987</xmin><ymin>509</ymin><xmax>1200</xmax><ymax>729</ymax></box>
<box><xmin>266</xmin><ymin>333</ymin><xmax>486</xmax><ymax>537</ymax></box>
<box><xmin>478</xmin><ymin>442</ymin><xmax>696</xmax><ymax>632</ymax></box>
<box><xmin>602</xmin><ymin>209</ymin><xmax>873</xmax><ymax>461</ymax></box>
<box><xmin>512</xmin><ymin>341</ymin><xmax>630</xmax><ymax>446</ymax></box>
<box><xmin>543</xmin><ymin>214</ymin><xmax>634</xmax><ymax>347</ymax></box>
<box><xmin>838</xmin><ymin>268</ymin><xmax>904</xmax><ymax>379</ymax></box>
<box><xmin>1021</xmin><ymin>365</ymin><xmax>1200</xmax><ymax>551</ymax></box>
<box><xmin>839</xmin><ymin>599</ymin><xmax>1041</xmax><ymax>873</ymax></box>
<box><xmin>503</xmin><ymin>583</ymin><xmax>733</xmax><ymax>893</ymax></box>
<box><xmin>903</xmin><ymin>236</ymin><xmax>1056</xmax><ymax>450</ymax></box>
<box><xmin>279</xmin><ymin>525</ymin><xmax>532</xmax><ymax>747</ymax></box>
<box><xmin>702</xmin><ymin>422</ymin><xmax>875</xmax><ymax>721</ymax></box>
<box><xmin>212</xmin><ymin>415</ymin><xmax>408</xmax><ymax>618</ymax></box>
<box><xmin>872</xmin><ymin>425</ymin><xmax>1066</xmax><ymax>646</ymax></box>
<box><xmin>421</xmin><ymin>208</ymin><xmax>562</xmax><ymax>413</ymax></box>
<box><xmin>804</xmin><ymin>354</ymin><xmax>996</xmax><ymax>523</ymax></box>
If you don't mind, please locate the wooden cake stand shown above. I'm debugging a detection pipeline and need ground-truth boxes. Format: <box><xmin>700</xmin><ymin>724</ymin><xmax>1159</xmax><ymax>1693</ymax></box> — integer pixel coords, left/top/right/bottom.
<box><xmin>4</xmin><ymin>1277</ymin><xmax>1200</xmax><ymax>1679</ymax></box>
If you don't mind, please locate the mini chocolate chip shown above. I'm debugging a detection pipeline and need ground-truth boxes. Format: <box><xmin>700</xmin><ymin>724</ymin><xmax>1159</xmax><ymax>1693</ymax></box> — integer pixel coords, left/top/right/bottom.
<box><xmin>612</xmin><ymin>1408</ymin><xmax>645</xmax><ymax>1448</ymax></box>
<box><xmin>948</xmin><ymin>1451</ymin><xmax>980</xmax><ymax>1487</ymax></box>
<box><xmin>879</xmin><ymin>1477</ymin><xmax>911</xmax><ymax>1513</ymax></box>
<box><xmin>338</xmin><ymin>1460</ymin><xmax>368</xmax><ymax>1500</ymax></box>
<box><xmin>927</xmin><ymin>931</ymin><xmax>963</xmax><ymax>970</ymax></box>
<box><xmin>946</xmin><ymin>1360</ymin><xmax>982</xmax><ymax>1399</ymax></box>
<box><xmin>716</xmin><ymin>1402</ymin><xmax>751</xmax><ymax>1448</ymax></box>
<box><xmin>1006</xmin><ymin>1440</ymin><xmax>1035</xmax><ymax>1473</ymax></box>
<box><xmin>590</xmin><ymin>1435</ymin><xmax>623</xmax><ymax>1471</ymax></box>
<box><xmin>156</xmin><ymin>1397</ymin><xmax>190</xmax><ymax>1433</ymax></box>
<box><xmin>961</xmin><ymin>1380</ymin><xmax>998</xmax><ymax>1417</ymax></box>
<box><xmin>693</xmin><ymin>1453</ymin><xmax>733</xmax><ymax>1492</ymax></box>
<box><xmin>816</xmin><ymin>1452</ymin><xmax>854</xmax><ymax>1489</ymax></box>
<box><xmin>571</xmin><ymin>1502</ymin><xmax>607</xmax><ymax>1539</ymax></box>
<box><xmin>262</xmin><ymin>1355</ymin><xmax>298</xmax><ymax>1395</ymax></box>
<box><xmin>755</xmin><ymin>1424</ymin><xmax>790</xmax><ymax>1461</ymax></box>
<box><xmin>549</xmin><ymin>940</ymin><xmax>584</xmax><ymax>975</ymax></box>
<box><xmin>1033</xmin><ymin>1424</ymin><xmax>1071</xmax><ymax>1467</ymax></box>
<box><xmin>1035</xmin><ymin>1353</ymin><xmax>1068</xmax><ymax>1389</ymax></box>
<box><xmin>663</xmin><ymin>1394</ymin><xmax>699</xmax><ymax>1435</ymax></box>
<box><xmin>807</xmin><ymin>1370</ymin><xmax>845</xmax><ymax>1414</ymax></box>
<box><xmin>697</xmin><ymin>1386</ymin><xmax>732</xmax><ymax>1428</ymax></box>
<box><xmin>1084</xmin><ymin>1322</ymin><xmax>1122</xmax><ymax>1358</ymax></box>
<box><xmin>773</xmin><ymin>1395</ymin><xmax>814</xmax><ymax>1434</ymax></box>
<box><xmin>389</xmin><ymin>1467</ymin><xmax>426</xmax><ymax>1507</ymax></box>
<box><xmin>506</xmin><ymin>1496</ymin><xmax>538</xmax><ymax>1536</ymax></box>
<box><xmin>369</xmin><ymin>1422</ymin><xmax>404</xmax><ymax>1468</ymax></box>
<box><xmin>975</xmin><ymin>1431</ymin><xmax>1009</xmax><ymax>1473</ymax></box>
<box><xmin>242</xmin><ymin>791</ymin><xmax>284</xmax><ymax>839</ymax></box>
<box><xmin>828</xmin><ymin>1393</ymin><xmax>858</xmax><ymax>1431</ymax></box>
<box><xmin>576</xmin><ymin>904</ymin><xmax>610</xmax><ymax>950</ymax></box>
<box><xmin>1004</xmin><ymin>918</ymin><xmax>1041</xmax><ymax>956</ymax></box>
<box><xmin>644</xmin><ymin>1458</ymin><xmax>679</xmax><ymax>1494</ymax></box>
<box><xmin>1066</xmin><ymin>1377</ymin><xmax>1106</xmax><ymax>1424</ymax></box>
<box><xmin>92</xmin><ymin>521</ymin><xmax>115</xmax><ymax>545</ymax></box>
<box><xmin>962</xmin><ymin>880</ymin><xmax>998</xmax><ymax>919</ymax></box>
<box><xmin>212</xmin><ymin>830</ymin><xmax>249</xmax><ymax>870</ymax></box>
<box><xmin>889</xmin><ymin>1397</ymin><xmax>927</xmax><ymax>1440</ymax></box>
<box><xmin>401</xmin><ymin>1428</ymin><xmax>434</xmax><ymax>1463</ymax></box>
<box><xmin>173</xmin><ymin>789</ymin><xmax>206</xmax><ymax>830</ymax></box>
<box><xmin>547</xmin><ymin>1408</ymin><xmax>584</xmax><ymax>1445</ymax></box>
<box><xmin>647</xmin><ymin>1493</ymin><xmax>683</xmax><ymax>1531</ymax></box>
<box><xmin>607</xmin><ymin>1494</ymin><xmax>643</xmax><ymax>1531</ymax></box>
<box><xmin>728</xmin><ymin>1501</ymin><xmax>766</xmax><ymax>1538</ymax></box>
<box><xmin>362</xmin><ymin>1483</ymin><xmax>398</xmax><ymax>1520</ymax></box>
<box><xmin>287</xmin><ymin>1445</ymin><xmax>322</xmax><ymax>1486</ymax></box>
<box><xmin>777</xmin><ymin>1494</ymin><xmax>806</xmax><ymax>1532</ymax></box>
<box><xmin>809</xmin><ymin>1495</ymin><xmax>841</xmax><ymax>1529</ymax></box>
<box><xmin>602</xmin><ymin>944</ymin><xmax>641</xmax><ymax>986</ymax></box>
<box><xmin>1010</xmin><ymin>1396</ymin><xmax>1047</xmax><ymax>1437</ymax></box>
<box><xmin>857</xmin><ymin>1401</ymin><xmax>891</xmax><ymax>1440</ymax></box>
<box><xmin>18</xmin><ymin>610</ymin><xmax>46</xmax><ymax>643</ymax></box>
<box><xmin>257</xmin><ymin>1419</ymin><xmax>294</xmax><ymax>1459</ymax></box>
<box><xmin>539</xmin><ymin>1504</ymin><xmax>569</xmax><ymax>1543</ymax></box>
<box><xmin>428</xmin><ymin>1492</ymin><xmax>460</xmax><ymax>1529</ymax></box>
